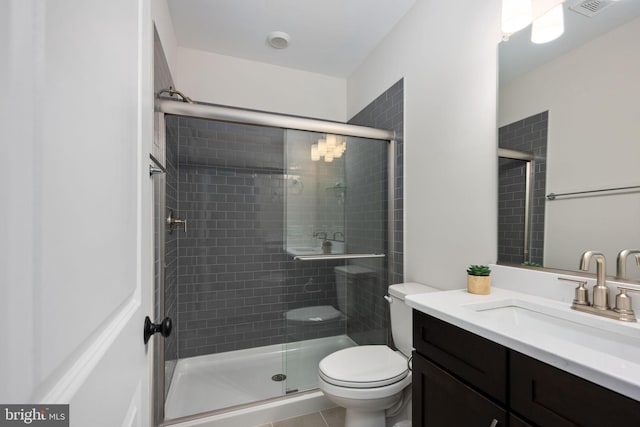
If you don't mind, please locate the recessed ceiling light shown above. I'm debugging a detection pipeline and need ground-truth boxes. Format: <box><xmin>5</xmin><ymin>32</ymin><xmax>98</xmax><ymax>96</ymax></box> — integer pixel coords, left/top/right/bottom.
<box><xmin>267</xmin><ymin>31</ymin><xmax>291</xmax><ymax>49</ymax></box>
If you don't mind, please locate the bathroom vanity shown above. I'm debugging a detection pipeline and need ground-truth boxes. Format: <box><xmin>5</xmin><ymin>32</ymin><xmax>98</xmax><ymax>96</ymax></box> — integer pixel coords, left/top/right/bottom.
<box><xmin>411</xmin><ymin>310</ymin><xmax>640</xmax><ymax>426</ymax></box>
<box><xmin>406</xmin><ymin>266</ymin><xmax>640</xmax><ymax>426</ymax></box>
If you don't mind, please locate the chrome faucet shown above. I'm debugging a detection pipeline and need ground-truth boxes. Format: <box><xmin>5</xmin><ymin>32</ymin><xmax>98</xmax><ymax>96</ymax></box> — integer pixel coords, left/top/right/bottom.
<box><xmin>580</xmin><ymin>251</ymin><xmax>609</xmax><ymax>310</ymax></box>
<box><xmin>616</xmin><ymin>249</ymin><xmax>640</xmax><ymax>279</ymax></box>
<box><xmin>560</xmin><ymin>251</ymin><xmax>638</xmax><ymax>322</ymax></box>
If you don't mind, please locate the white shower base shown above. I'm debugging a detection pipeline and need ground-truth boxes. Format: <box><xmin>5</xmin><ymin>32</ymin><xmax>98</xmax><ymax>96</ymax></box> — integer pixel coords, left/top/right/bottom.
<box><xmin>164</xmin><ymin>335</ymin><xmax>355</xmax><ymax>422</ymax></box>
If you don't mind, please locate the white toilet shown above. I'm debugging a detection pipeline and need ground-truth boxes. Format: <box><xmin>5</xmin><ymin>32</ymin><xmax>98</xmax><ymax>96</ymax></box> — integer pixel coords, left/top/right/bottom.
<box><xmin>318</xmin><ymin>282</ymin><xmax>438</xmax><ymax>427</ymax></box>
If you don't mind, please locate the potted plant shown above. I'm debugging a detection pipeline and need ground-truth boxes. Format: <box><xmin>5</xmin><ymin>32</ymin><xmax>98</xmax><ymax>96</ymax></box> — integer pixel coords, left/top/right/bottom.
<box><xmin>466</xmin><ymin>265</ymin><xmax>491</xmax><ymax>295</ymax></box>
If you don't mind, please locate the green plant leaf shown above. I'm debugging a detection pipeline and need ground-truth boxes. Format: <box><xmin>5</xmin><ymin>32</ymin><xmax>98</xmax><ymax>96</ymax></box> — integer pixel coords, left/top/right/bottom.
<box><xmin>467</xmin><ymin>264</ymin><xmax>491</xmax><ymax>276</ymax></box>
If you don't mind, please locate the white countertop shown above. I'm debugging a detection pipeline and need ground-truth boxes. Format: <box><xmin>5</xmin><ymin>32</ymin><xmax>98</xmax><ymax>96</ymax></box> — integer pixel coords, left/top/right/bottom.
<box><xmin>406</xmin><ymin>286</ymin><xmax>640</xmax><ymax>401</ymax></box>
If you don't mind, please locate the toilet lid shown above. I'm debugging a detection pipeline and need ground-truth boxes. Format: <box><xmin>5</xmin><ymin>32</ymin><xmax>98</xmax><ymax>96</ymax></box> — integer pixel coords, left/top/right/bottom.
<box><xmin>319</xmin><ymin>345</ymin><xmax>409</xmax><ymax>388</ymax></box>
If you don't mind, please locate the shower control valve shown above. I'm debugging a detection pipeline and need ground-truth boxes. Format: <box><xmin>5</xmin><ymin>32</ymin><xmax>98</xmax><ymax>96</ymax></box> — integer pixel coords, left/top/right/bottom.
<box><xmin>167</xmin><ymin>210</ymin><xmax>187</xmax><ymax>234</ymax></box>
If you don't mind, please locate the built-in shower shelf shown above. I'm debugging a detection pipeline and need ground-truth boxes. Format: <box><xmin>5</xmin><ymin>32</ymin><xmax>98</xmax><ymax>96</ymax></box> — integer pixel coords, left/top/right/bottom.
<box><xmin>293</xmin><ymin>253</ymin><xmax>385</xmax><ymax>261</ymax></box>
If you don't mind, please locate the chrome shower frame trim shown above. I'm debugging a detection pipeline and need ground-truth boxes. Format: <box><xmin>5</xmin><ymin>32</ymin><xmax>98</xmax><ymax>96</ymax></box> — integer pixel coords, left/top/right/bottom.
<box><xmin>387</xmin><ymin>139</ymin><xmax>396</xmax><ymax>289</ymax></box>
<box><xmin>150</xmin><ymin>154</ymin><xmax>167</xmax><ymax>427</ymax></box>
<box><xmin>498</xmin><ymin>148</ymin><xmax>535</xmax><ymax>263</ymax></box>
<box><xmin>157</xmin><ymin>87</ymin><xmax>194</xmax><ymax>103</ymax></box>
<box><xmin>158</xmin><ymin>99</ymin><xmax>396</xmax><ymax>141</ymax></box>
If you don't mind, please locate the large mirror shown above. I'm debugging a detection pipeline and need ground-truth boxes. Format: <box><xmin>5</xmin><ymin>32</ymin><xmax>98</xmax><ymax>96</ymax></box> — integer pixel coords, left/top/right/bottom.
<box><xmin>497</xmin><ymin>0</ymin><xmax>640</xmax><ymax>281</ymax></box>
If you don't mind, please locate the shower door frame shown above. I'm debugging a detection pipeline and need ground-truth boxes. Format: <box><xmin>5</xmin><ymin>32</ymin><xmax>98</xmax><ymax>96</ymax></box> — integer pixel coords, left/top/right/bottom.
<box><xmin>155</xmin><ymin>98</ymin><xmax>397</xmax><ymax>424</ymax></box>
<box><xmin>498</xmin><ymin>148</ymin><xmax>535</xmax><ymax>263</ymax></box>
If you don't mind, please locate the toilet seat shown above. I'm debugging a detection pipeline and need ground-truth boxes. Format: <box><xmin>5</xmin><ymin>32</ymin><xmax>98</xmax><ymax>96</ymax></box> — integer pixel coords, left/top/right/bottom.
<box><xmin>319</xmin><ymin>345</ymin><xmax>409</xmax><ymax>388</ymax></box>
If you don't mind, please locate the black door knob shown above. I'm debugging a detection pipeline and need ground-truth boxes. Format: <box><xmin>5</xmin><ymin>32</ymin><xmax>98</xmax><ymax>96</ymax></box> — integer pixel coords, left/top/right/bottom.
<box><xmin>143</xmin><ymin>316</ymin><xmax>172</xmax><ymax>344</ymax></box>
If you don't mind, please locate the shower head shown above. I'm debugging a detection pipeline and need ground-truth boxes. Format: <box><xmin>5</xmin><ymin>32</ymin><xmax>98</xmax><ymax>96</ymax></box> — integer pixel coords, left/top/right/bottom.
<box><xmin>157</xmin><ymin>87</ymin><xmax>194</xmax><ymax>104</ymax></box>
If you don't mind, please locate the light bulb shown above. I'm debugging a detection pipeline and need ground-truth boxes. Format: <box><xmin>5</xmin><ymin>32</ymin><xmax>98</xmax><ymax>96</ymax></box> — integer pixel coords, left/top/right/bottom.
<box><xmin>326</xmin><ymin>134</ymin><xmax>337</xmax><ymax>149</ymax></box>
<box><xmin>311</xmin><ymin>143</ymin><xmax>320</xmax><ymax>161</ymax></box>
<box><xmin>317</xmin><ymin>139</ymin><xmax>327</xmax><ymax>156</ymax></box>
<box><xmin>531</xmin><ymin>3</ymin><xmax>564</xmax><ymax>44</ymax></box>
<box><xmin>502</xmin><ymin>0</ymin><xmax>532</xmax><ymax>34</ymax></box>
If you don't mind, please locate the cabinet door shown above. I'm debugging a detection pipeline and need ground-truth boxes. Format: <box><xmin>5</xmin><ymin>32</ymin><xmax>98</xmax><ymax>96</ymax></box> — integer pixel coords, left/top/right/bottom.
<box><xmin>413</xmin><ymin>311</ymin><xmax>507</xmax><ymax>403</ymax></box>
<box><xmin>511</xmin><ymin>351</ymin><xmax>640</xmax><ymax>426</ymax></box>
<box><xmin>509</xmin><ymin>414</ymin><xmax>533</xmax><ymax>427</ymax></box>
<box><xmin>413</xmin><ymin>353</ymin><xmax>507</xmax><ymax>427</ymax></box>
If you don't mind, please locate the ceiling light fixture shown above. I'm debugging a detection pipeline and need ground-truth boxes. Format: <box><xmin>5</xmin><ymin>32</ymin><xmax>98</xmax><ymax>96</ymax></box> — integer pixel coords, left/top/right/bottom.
<box><xmin>501</xmin><ymin>0</ymin><xmax>567</xmax><ymax>44</ymax></box>
<box><xmin>267</xmin><ymin>31</ymin><xmax>291</xmax><ymax>49</ymax></box>
<box><xmin>501</xmin><ymin>0</ymin><xmax>533</xmax><ymax>33</ymax></box>
<box><xmin>311</xmin><ymin>135</ymin><xmax>346</xmax><ymax>162</ymax></box>
<box><xmin>531</xmin><ymin>3</ymin><xmax>565</xmax><ymax>44</ymax></box>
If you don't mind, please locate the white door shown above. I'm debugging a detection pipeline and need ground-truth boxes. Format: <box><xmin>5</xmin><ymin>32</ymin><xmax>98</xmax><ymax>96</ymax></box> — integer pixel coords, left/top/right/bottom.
<box><xmin>0</xmin><ymin>1</ymin><xmax>155</xmax><ymax>426</ymax></box>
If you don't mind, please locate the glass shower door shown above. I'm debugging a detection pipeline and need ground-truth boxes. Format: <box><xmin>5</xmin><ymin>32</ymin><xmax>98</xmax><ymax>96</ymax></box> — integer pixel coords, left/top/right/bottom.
<box><xmin>282</xmin><ymin>129</ymin><xmax>390</xmax><ymax>394</ymax></box>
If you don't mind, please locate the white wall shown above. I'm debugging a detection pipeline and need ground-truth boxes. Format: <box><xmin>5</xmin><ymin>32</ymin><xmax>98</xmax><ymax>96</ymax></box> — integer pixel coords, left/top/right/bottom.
<box><xmin>151</xmin><ymin>0</ymin><xmax>346</xmax><ymax>121</ymax></box>
<box><xmin>348</xmin><ymin>0</ymin><xmax>502</xmax><ymax>289</ymax></box>
<box><xmin>151</xmin><ymin>0</ymin><xmax>179</xmax><ymax>79</ymax></box>
<box><xmin>149</xmin><ymin>32</ymin><xmax>348</xmax><ymax>120</ymax></box>
<box><xmin>174</xmin><ymin>47</ymin><xmax>347</xmax><ymax>121</ymax></box>
<box><xmin>499</xmin><ymin>17</ymin><xmax>640</xmax><ymax>278</ymax></box>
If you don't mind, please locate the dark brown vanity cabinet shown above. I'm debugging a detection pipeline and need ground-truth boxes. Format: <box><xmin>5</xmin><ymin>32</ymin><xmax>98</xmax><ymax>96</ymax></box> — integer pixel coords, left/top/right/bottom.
<box><xmin>412</xmin><ymin>310</ymin><xmax>640</xmax><ymax>427</ymax></box>
<box><xmin>413</xmin><ymin>353</ymin><xmax>507</xmax><ymax>426</ymax></box>
<box><xmin>510</xmin><ymin>351</ymin><xmax>640</xmax><ymax>426</ymax></box>
<box><xmin>412</xmin><ymin>312</ymin><xmax>508</xmax><ymax>426</ymax></box>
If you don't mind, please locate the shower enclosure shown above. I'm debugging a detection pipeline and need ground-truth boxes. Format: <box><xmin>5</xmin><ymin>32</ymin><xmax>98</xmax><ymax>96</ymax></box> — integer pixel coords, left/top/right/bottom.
<box><xmin>152</xmin><ymin>99</ymin><xmax>395</xmax><ymax>424</ymax></box>
<box><xmin>497</xmin><ymin>112</ymin><xmax>548</xmax><ymax>267</ymax></box>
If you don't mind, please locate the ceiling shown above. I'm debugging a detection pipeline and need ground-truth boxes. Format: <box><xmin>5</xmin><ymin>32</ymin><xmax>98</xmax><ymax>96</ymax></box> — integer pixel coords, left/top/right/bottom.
<box><xmin>166</xmin><ymin>0</ymin><xmax>416</xmax><ymax>78</ymax></box>
<box><xmin>165</xmin><ymin>0</ymin><xmax>640</xmax><ymax>84</ymax></box>
<box><xmin>500</xmin><ymin>0</ymin><xmax>640</xmax><ymax>85</ymax></box>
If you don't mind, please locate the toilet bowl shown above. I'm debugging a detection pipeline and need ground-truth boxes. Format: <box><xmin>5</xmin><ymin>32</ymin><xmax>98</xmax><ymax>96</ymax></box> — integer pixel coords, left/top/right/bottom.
<box><xmin>317</xmin><ymin>282</ymin><xmax>439</xmax><ymax>427</ymax></box>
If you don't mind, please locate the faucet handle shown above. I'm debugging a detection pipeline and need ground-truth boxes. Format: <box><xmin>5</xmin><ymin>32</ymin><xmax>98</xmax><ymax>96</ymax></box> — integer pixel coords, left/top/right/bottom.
<box><xmin>558</xmin><ymin>277</ymin><xmax>589</xmax><ymax>306</ymax></box>
<box><xmin>614</xmin><ymin>287</ymin><xmax>640</xmax><ymax>322</ymax></box>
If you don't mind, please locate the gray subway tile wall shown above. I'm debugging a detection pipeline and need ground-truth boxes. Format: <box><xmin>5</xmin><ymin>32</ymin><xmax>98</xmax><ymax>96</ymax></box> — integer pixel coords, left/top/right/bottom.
<box><xmin>347</xmin><ymin>79</ymin><xmax>404</xmax><ymax>344</ymax></box>
<box><xmin>348</xmin><ymin>79</ymin><xmax>404</xmax><ymax>284</ymax></box>
<box><xmin>498</xmin><ymin>111</ymin><xmax>548</xmax><ymax>265</ymax></box>
<box><xmin>174</xmin><ymin>119</ymin><xmax>288</xmax><ymax>357</ymax></box>
<box><xmin>164</xmin><ymin>116</ymin><xmax>179</xmax><ymax>362</ymax></box>
<box><xmin>343</xmin><ymin>139</ymin><xmax>387</xmax><ymax>345</ymax></box>
<box><xmin>169</xmin><ymin>118</ymin><xmax>350</xmax><ymax>357</ymax></box>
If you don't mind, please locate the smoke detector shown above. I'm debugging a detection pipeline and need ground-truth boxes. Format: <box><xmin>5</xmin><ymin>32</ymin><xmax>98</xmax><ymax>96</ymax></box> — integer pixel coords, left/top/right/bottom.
<box><xmin>267</xmin><ymin>31</ymin><xmax>291</xmax><ymax>49</ymax></box>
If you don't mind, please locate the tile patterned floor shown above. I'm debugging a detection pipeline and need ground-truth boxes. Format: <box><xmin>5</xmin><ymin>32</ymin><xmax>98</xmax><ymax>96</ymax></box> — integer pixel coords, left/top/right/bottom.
<box><xmin>254</xmin><ymin>407</ymin><xmax>345</xmax><ymax>427</ymax></box>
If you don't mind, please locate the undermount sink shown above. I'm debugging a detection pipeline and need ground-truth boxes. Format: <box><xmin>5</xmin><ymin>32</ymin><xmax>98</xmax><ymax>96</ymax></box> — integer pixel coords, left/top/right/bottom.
<box><xmin>465</xmin><ymin>299</ymin><xmax>640</xmax><ymax>363</ymax></box>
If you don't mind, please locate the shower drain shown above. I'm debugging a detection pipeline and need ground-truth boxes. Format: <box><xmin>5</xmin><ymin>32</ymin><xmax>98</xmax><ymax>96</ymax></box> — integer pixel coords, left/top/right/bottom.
<box><xmin>271</xmin><ymin>373</ymin><xmax>287</xmax><ymax>382</ymax></box>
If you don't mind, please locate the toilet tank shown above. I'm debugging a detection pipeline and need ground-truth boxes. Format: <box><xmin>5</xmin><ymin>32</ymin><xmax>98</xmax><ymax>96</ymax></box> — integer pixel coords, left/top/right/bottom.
<box><xmin>388</xmin><ymin>282</ymin><xmax>439</xmax><ymax>357</ymax></box>
<box><xmin>334</xmin><ymin>265</ymin><xmax>375</xmax><ymax>313</ymax></box>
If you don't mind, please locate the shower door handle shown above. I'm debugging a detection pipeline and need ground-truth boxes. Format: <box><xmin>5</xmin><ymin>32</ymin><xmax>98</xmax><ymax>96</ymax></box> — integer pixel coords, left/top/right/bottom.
<box><xmin>143</xmin><ymin>316</ymin><xmax>172</xmax><ymax>344</ymax></box>
<box><xmin>149</xmin><ymin>164</ymin><xmax>165</xmax><ymax>176</ymax></box>
<box><xmin>149</xmin><ymin>155</ymin><xmax>166</xmax><ymax>176</ymax></box>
